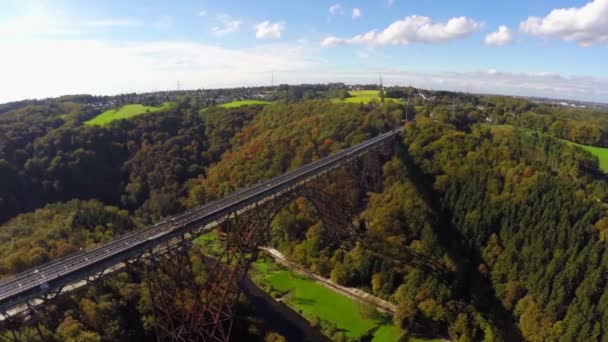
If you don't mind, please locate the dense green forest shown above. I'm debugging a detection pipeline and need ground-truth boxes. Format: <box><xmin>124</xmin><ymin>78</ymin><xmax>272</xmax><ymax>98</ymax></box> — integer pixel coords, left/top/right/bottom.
<box><xmin>0</xmin><ymin>98</ymin><xmax>260</xmax><ymax>223</ymax></box>
<box><xmin>423</xmin><ymin>94</ymin><xmax>608</xmax><ymax>147</ymax></box>
<box><xmin>0</xmin><ymin>96</ymin><xmax>406</xmax><ymax>341</ymax></box>
<box><xmin>2</xmin><ymin>89</ymin><xmax>608</xmax><ymax>341</ymax></box>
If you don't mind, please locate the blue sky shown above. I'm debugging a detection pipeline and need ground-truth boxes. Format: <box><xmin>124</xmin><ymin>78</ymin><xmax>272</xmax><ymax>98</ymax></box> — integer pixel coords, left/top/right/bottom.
<box><xmin>0</xmin><ymin>0</ymin><xmax>607</xmax><ymax>103</ymax></box>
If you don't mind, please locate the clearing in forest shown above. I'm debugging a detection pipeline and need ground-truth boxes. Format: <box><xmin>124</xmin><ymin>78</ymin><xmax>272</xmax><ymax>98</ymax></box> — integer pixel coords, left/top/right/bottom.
<box><xmin>252</xmin><ymin>260</ymin><xmax>439</xmax><ymax>342</ymax></box>
<box><xmin>331</xmin><ymin>90</ymin><xmax>402</xmax><ymax>104</ymax></box>
<box><xmin>86</xmin><ymin>102</ymin><xmax>172</xmax><ymax>125</ymax></box>
<box><xmin>486</xmin><ymin>124</ymin><xmax>608</xmax><ymax>173</ymax></box>
<box><xmin>563</xmin><ymin>141</ymin><xmax>608</xmax><ymax>172</ymax></box>
<box><xmin>218</xmin><ymin>100</ymin><xmax>271</xmax><ymax>108</ymax></box>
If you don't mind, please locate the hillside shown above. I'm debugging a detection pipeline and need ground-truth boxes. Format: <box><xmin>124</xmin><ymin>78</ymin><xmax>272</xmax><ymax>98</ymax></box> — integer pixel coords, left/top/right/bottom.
<box><xmin>219</xmin><ymin>100</ymin><xmax>271</xmax><ymax>108</ymax></box>
<box><xmin>85</xmin><ymin>102</ymin><xmax>172</xmax><ymax>125</ymax></box>
<box><xmin>0</xmin><ymin>98</ymin><xmax>407</xmax><ymax>341</ymax></box>
<box><xmin>2</xmin><ymin>90</ymin><xmax>608</xmax><ymax>341</ymax></box>
<box><xmin>331</xmin><ymin>90</ymin><xmax>403</xmax><ymax>104</ymax></box>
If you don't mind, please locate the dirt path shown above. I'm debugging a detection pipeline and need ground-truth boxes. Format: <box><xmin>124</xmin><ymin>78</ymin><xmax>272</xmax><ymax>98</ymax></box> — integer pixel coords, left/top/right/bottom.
<box><xmin>260</xmin><ymin>247</ymin><xmax>397</xmax><ymax>314</ymax></box>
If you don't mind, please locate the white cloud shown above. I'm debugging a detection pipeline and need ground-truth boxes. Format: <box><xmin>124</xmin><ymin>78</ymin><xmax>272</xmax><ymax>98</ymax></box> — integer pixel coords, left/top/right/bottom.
<box><xmin>255</xmin><ymin>21</ymin><xmax>285</xmax><ymax>39</ymax></box>
<box><xmin>288</xmin><ymin>69</ymin><xmax>608</xmax><ymax>103</ymax></box>
<box><xmin>321</xmin><ymin>15</ymin><xmax>481</xmax><ymax>46</ymax></box>
<box><xmin>0</xmin><ymin>12</ymin><xmax>142</xmax><ymax>37</ymax></box>
<box><xmin>212</xmin><ymin>14</ymin><xmax>242</xmax><ymax>36</ymax></box>
<box><xmin>352</xmin><ymin>8</ymin><xmax>362</xmax><ymax>20</ymax></box>
<box><xmin>1</xmin><ymin>39</ymin><xmax>606</xmax><ymax>103</ymax></box>
<box><xmin>86</xmin><ymin>19</ymin><xmax>142</xmax><ymax>29</ymax></box>
<box><xmin>0</xmin><ymin>39</ymin><xmax>322</xmax><ymax>103</ymax></box>
<box><xmin>520</xmin><ymin>0</ymin><xmax>608</xmax><ymax>46</ymax></box>
<box><xmin>152</xmin><ymin>16</ymin><xmax>173</xmax><ymax>29</ymax></box>
<box><xmin>426</xmin><ymin>70</ymin><xmax>608</xmax><ymax>102</ymax></box>
<box><xmin>484</xmin><ymin>25</ymin><xmax>514</xmax><ymax>47</ymax></box>
<box><xmin>0</xmin><ymin>2</ymin><xmax>163</xmax><ymax>38</ymax></box>
<box><xmin>320</xmin><ymin>36</ymin><xmax>344</xmax><ymax>47</ymax></box>
<box><xmin>329</xmin><ymin>4</ymin><xmax>343</xmax><ymax>15</ymax></box>
<box><xmin>198</xmin><ymin>10</ymin><xmax>207</xmax><ymax>17</ymax></box>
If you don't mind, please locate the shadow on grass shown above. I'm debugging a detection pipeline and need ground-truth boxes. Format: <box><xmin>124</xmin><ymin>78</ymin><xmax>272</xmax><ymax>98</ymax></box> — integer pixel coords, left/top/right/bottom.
<box><xmin>358</xmin><ymin>326</ymin><xmax>379</xmax><ymax>342</ymax></box>
<box><xmin>291</xmin><ymin>297</ymin><xmax>317</xmax><ymax>306</ymax></box>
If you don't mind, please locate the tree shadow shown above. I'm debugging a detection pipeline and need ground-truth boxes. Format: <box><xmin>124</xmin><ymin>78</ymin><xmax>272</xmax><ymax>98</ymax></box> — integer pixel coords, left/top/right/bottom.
<box><xmin>291</xmin><ymin>297</ymin><xmax>317</xmax><ymax>306</ymax></box>
<box><xmin>396</xmin><ymin>142</ymin><xmax>524</xmax><ymax>341</ymax></box>
<box><xmin>359</xmin><ymin>326</ymin><xmax>380</xmax><ymax>342</ymax></box>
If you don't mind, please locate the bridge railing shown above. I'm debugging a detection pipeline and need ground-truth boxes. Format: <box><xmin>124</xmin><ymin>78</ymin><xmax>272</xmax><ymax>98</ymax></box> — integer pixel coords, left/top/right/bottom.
<box><xmin>0</xmin><ymin>129</ymin><xmax>402</xmax><ymax>317</ymax></box>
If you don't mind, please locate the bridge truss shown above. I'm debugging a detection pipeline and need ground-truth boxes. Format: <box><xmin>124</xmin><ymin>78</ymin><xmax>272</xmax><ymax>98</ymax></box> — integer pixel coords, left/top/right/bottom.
<box><xmin>0</xmin><ymin>130</ymin><xmax>399</xmax><ymax>342</ymax></box>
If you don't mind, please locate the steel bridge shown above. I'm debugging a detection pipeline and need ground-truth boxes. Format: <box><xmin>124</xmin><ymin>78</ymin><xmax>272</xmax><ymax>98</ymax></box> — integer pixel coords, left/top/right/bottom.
<box><xmin>0</xmin><ymin>129</ymin><xmax>402</xmax><ymax>341</ymax></box>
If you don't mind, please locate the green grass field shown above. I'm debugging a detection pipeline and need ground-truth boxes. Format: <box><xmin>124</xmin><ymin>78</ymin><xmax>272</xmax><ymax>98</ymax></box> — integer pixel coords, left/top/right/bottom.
<box><xmin>86</xmin><ymin>102</ymin><xmax>171</xmax><ymax>125</ymax></box>
<box><xmin>563</xmin><ymin>140</ymin><xmax>608</xmax><ymax>172</ymax></box>
<box><xmin>484</xmin><ymin>124</ymin><xmax>608</xmax><ymax>172</ymax></box>
<box><xmin>194</xmin><ymin>232</ymin><xmax>224</xmax><ymax>256</ymax></box>
<box><xmin>252</xmin><ymin>261</ymin><xmax>439</xmax><ymax>341</ymax></box>
<box><xmin>253</xmin><ymin>263</ymin><xmax>394</xmax><ymax>339</ymax></box>
<box><xmin>218</xmin><ymin>100</ymin><xmax>271</xmax><ymax>108</ymax></box>
<box><xmin>331</xmin><ymin>90</ymin><xmax>402</xmax><ymax>104</ymax></box>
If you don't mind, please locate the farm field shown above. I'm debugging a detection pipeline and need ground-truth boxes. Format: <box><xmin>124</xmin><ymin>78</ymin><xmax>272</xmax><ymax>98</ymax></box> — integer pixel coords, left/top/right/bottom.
<box><xmin>86</xmin><ymin>102</ymin><xmax>171</xmax><ymax>125</ymax></box>
<box><xmin>252</xmin><ymin>260</ymin><xmax>439</xmax><ymax>342</ymax></box>
<box><xmin>331</xmin><ymin>90</ymin><xmax>402</xmax><ymax>104</ymax></box>
<box><xmin>218</xmin><ymin>100</ymin><xmax>271</xmax><ymax>108</ymax></box>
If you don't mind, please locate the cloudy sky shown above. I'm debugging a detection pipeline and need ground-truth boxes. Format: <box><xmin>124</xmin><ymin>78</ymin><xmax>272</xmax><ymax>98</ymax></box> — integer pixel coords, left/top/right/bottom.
<box><xmin>0</xmin><ymin>0</ymin><xmax>607</xmax><ymax>103</ymax></box>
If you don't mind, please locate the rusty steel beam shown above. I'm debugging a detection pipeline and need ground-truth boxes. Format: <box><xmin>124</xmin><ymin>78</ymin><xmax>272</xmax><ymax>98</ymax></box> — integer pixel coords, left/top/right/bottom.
<box><xmin>1</xmin><ymin>133</ymin><xmax>406</xmax><ymax>341</ymax></box>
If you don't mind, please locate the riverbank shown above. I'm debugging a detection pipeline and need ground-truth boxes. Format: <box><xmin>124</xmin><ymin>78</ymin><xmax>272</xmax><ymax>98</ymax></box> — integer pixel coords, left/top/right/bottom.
<box><xmin>251</xmin><ymin>259</ymin><xmax>399</xmax><ymax>341</ymax></box>
<box><xmin>261</xmin><ymin>247</ymin><xmax>397</xmax><ymax>314</ymax></box>
<box><xmin>251</xmin><ymin>249</ymin><xmax>444</xmax><ymax>341</ymax></box>
<box><xmin>240</xmin><ymin>274</ymin><xmax>331</xmax><ymax>342</ymax></box>
<box><xmin>196</xmin><ymin>233</ymin><xmax>443</xmax><ymax>341</ymax></box>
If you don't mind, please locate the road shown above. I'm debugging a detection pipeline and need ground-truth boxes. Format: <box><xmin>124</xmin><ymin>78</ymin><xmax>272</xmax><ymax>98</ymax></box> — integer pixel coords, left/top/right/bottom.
<box><xmin>0</xmin><ymin>129</ymin><xmax>402</xmax><ymax>318</ymax></box>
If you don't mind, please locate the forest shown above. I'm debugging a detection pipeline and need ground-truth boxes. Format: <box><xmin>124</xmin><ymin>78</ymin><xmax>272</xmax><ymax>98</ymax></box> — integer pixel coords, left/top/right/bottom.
<box><xmin>2</xmin><ymin>89</ymin><xmax>608</xmax><ymax>341</ymax></box>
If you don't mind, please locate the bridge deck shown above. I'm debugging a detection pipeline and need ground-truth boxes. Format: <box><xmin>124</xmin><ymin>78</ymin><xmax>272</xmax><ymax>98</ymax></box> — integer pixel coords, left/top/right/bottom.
<box><xmin>0</xmin><ymin>129</ymin><xmax>401</xmax><ymax>316</ymax></box>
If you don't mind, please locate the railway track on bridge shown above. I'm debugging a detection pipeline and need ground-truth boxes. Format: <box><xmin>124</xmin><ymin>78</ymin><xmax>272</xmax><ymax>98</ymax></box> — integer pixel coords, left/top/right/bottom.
<box><xmin>0</xmin><ymin>129</ymin><xmax>401</xmax><ymax>319</ymax></box>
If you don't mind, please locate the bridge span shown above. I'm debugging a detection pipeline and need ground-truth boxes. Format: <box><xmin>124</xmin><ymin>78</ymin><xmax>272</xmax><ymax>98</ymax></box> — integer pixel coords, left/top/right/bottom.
<box><xmin>0</xmin><ymin>129</ymin><xmax>402</xmax><ymax>319</ymax></box>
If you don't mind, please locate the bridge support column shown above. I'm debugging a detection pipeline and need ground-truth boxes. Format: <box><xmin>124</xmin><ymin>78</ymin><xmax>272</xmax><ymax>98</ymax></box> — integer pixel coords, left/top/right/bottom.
<box><xmin>196</xmin><ymin>202</ymin><xmax>282</xmax><ymax>342</ymax></box>
<box><xmin>144</xmin><ymin>200</ymin><xmax>288</xmax><ymax>342</ymax></box>
<box><xmin>361</xmin><ymin>152</ymin><xmax>383</xmax><ymax>194</ymax></box>
<box><xmin>143</xmin><ymin>241</ymin><xmax>209</xmax><ymax>342</ymax></box>
<box><xmin>360</xmin><ymin>141</ymin><xmax>393</xmax><ymax>195</ymax></box>
<box><xmin>0</xmin><ymin>305</ymin><xmax>48</xmax><ymax>342</ymax></box>
<box><xmin>301</xmin><ymin>170</ymin><xmax>361</xmax><ymax>249</ymax></box>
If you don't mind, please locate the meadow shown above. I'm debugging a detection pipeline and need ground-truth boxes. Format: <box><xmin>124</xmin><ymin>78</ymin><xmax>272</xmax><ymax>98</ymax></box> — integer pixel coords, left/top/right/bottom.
<box><xmin>331</xmin><ymin>90</ymin><xmax>402</xmax><ymax>104</ymax></box>
<box><xmin>563</xmin><ymin>140</ymin><xmax>608</xmax><ymax>172</ymax></box>
<box><xmin>252</xmin><ymin>260</ymin><xmax>439</xmax><ymax>342</ymax></box>
<box><xmin>194</xmin><ymin>231</ymin><xmax>438</xmax><ymax>341</ymax></box>
<box><xmin>486</xmin><ymin>124</ymin><xmax>608</xmax><ymax>172</ymax></box>
<box><xmin>86</xmin><ymin>102</ymin><xmax>171</xmax><ymax>125</ymax></box>
<box><xmin>218</xmin><ymin>100</ymin><xmax>271</xmax><ymax>108</ymax></box>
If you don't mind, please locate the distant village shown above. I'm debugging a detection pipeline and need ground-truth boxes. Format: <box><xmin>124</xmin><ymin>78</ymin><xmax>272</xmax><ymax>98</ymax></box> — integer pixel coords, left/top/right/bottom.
<box><xmin>3</xmin><ymin>84</ymin><xmax>606</xmax><ymax>116</ymax></box>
